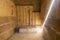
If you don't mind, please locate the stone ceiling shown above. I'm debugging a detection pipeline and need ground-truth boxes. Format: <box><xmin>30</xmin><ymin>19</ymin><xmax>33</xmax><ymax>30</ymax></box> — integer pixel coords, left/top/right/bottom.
<box><xmin>15</xmin><ymin>0</ymin><xmax>41</xmax><ymax>12</ymax></box>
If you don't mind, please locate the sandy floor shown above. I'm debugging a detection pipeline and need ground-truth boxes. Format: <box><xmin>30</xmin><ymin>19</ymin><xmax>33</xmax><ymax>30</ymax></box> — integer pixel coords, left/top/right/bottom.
<box><xmin>9</xmin><ymin>28</ymin><xmax>43</xmax><ymax>40</ymax></box>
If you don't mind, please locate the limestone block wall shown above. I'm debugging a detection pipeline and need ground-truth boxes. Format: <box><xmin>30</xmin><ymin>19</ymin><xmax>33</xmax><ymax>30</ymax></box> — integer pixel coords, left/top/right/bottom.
<box><xmin>41</xmin><ymin>0</ymin><xmax>50</xmax><ymax>20</ymax></box>
<box><xmin>0</xmin><ymin>0</ymin><xmax>16</xmax><ymax>40</ymax></box>
<box><xmin>42</xmin><ymin>0</ymin><xmax>60</xmax><ymax>40</ymax></box>
<box><xmin>17</xmin><ymin>6</ymin><xmax>41</xmax><ymax>28</ymax></box>
<box><xmin>17</xmin><ymin>6</ymin><xmax>33</xmax><ymax>27</ymax></box>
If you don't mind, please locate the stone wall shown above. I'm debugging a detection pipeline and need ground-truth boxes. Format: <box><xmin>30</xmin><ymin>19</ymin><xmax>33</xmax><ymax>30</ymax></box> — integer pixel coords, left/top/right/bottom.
<box><xmin>42</xmin><ymin>0</ymin><xmax>60</xmax><ymax>40</ymax></box>
<box><xmin>0</xmin><ymin>0</ymin><xmax>16</xmax><ymax>40</ymax></box>
<box><xmin>16</xmin><ymin>6</ymin><xmax>41</xmax><ymax>28</ymax></box>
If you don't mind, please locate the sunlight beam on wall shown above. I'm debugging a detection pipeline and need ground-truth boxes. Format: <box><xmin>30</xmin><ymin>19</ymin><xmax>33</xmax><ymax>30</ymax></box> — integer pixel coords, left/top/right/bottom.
<box><xmin>42</xmin><ymin>0</ymin><xmax>55</xmax><ymax>30</ymax></box>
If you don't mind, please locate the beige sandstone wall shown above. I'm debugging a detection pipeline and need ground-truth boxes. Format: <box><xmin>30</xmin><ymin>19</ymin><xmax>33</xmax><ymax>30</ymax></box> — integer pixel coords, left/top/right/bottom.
<box><xmin>0</xmin><ymin>0</ymin><xmax>16</xmax><ymax>40</ymax></box>
<box><xmin>17</xmin><ymin>6</ymin><xmax>41</xmax><ymax>28</ymax></box>
<box><xmin>41</xmin><ymin>0</ymin><xmax>60</xmax><ymax>40</ymax></box>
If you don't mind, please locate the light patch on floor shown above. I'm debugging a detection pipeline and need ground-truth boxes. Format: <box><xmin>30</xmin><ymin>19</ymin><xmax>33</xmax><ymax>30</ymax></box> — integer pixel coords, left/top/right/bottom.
<box><xmin>9</xmin><ymin>28</ymin><xmax>43</xmax><ymax>40</ymax></box>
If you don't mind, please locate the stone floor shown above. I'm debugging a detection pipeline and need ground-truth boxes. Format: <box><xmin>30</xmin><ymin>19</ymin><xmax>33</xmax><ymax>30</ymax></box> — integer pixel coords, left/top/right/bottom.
<box><xmin>9</xmin><ymin>29</ymin><xmax>43</xmax><ymax>40</ymax></box>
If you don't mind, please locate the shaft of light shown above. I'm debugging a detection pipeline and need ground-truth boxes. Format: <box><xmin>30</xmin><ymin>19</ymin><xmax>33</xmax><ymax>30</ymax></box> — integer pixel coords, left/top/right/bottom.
<box><xmin>42</xmin><ymin>0</ymin><xmax>55</xmax><ymax>30</ymax></box>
